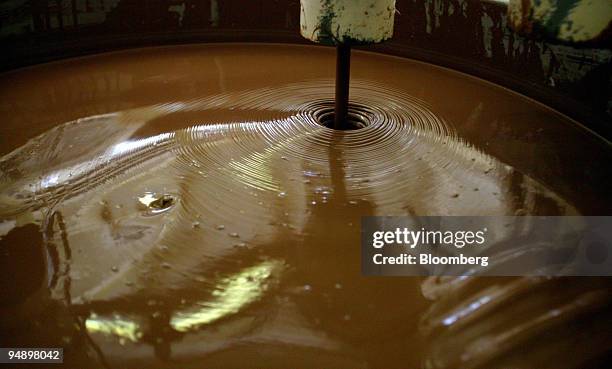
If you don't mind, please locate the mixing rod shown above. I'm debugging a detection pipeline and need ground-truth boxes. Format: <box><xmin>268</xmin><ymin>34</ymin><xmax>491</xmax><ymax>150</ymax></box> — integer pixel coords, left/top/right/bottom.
<box><xmin>300</xmin><ymin>0</ymin><xmax>397</xmax><ymax>130</ymax></box>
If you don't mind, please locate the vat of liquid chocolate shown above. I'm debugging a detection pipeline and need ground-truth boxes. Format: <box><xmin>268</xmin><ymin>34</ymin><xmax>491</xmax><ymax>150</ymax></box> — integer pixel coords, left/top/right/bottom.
<box><xmin>0</xmin><ymin>1</ymin><xmax>611</xmax><ymax>368</ymax></box>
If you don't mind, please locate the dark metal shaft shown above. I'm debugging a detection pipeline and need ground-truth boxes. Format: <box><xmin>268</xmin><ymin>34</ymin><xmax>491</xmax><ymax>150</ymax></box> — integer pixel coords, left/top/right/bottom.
<box><xmin>334</xmin><ymin>44</ymin><xmax>351</xmax><ymax>130</ymax></box>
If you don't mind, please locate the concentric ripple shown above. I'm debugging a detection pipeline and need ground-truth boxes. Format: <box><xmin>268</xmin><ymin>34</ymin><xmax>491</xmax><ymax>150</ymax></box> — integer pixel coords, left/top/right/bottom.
<box><xmin>1</xmin><ymin>44</ymin><xmax>608</xmax><ymax>369</ymax></box>
<box><xmin>0</xmin><ymin>78</ymin><xmax>488</xmax><ymax>218</ymax></box>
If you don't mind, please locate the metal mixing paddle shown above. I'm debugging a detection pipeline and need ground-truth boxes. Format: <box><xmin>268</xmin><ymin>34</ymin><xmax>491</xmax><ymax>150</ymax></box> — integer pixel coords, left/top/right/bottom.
<box><xmin>300</xmin><ymin>0</ymin><xmax>397</xmax><ymax>130</ymax></box>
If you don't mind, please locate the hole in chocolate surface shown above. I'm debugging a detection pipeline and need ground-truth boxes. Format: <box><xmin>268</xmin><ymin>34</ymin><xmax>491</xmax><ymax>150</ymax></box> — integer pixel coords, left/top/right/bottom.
<box><xmin>313</xmin><ymin>103</ymin><xmax>372</xmax><ymax>130</ymax></box>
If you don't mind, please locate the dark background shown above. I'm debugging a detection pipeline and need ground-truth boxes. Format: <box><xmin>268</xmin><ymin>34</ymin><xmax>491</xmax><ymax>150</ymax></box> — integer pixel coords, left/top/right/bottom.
<box><xmin>1</xmin><ymin>0</ymin><xmax>611</xmax><ymax>137</ymax></box>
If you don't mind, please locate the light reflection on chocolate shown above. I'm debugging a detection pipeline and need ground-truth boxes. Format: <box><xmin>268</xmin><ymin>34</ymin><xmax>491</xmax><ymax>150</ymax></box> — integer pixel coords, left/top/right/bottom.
<box><xmin>0</xmin><ymin>44</ymin><xmax>610</xmax><ymax>368</ymax></box>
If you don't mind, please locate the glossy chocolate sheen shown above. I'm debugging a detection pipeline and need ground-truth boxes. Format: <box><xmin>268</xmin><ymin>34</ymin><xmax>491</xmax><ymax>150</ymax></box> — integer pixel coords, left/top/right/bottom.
<box><xmin>0</xmin><ymin>44</ymin><xmax>610</xmax><ymax>368</ymax></box>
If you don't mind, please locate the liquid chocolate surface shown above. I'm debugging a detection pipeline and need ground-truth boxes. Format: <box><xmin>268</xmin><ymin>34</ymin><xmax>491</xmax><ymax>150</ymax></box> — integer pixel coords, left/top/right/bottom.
<box><xmin>0</xmin><ymin>44</ymin><xmax>610</xmax><ymax>368</ymax></box>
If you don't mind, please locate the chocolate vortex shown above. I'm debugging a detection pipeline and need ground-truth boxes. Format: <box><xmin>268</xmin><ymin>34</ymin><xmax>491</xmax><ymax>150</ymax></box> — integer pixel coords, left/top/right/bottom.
<box><xmin>0</xmin><ymin>79</ymin><xmax>572</xmax><ymax>220</ymax></box>
<box><xmin>0</xmin><ymin>44</ymin><xmax>609</xmax><ymax>368</ymax></box>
